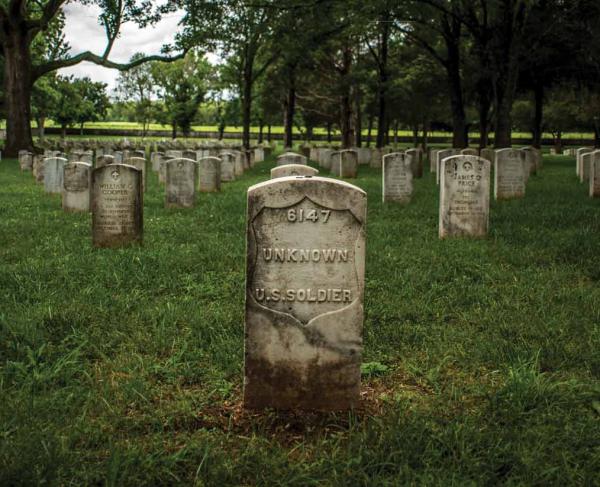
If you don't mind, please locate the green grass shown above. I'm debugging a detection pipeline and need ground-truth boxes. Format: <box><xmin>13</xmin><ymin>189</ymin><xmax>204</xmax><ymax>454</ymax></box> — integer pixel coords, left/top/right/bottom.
<box><xmin>0</xmin><ymin>153</ymin><xmax>599</xmax><ymax>485</ymax></box>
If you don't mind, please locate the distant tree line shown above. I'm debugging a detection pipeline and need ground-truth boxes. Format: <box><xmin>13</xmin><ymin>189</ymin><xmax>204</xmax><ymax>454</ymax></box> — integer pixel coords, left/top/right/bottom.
<box><xmin>2</xmin><ymin>0</ymin><xmax>600</xmax><ymax>155</ymax></box>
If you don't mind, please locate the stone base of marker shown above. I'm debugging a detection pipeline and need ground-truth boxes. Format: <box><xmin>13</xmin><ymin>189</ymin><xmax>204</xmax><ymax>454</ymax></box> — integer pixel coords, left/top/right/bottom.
<box><xmin>244</xmin><ymin>176</ymin><xmax>366</xmax><ymax>410</ymax></box>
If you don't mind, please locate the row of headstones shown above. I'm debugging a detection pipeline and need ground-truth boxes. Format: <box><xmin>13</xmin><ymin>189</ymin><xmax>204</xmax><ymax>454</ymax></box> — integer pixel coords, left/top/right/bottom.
<box><xmin>16</xmin><ymin>143</ymin><xmax>279</xmax><ymax>248</ymax></box>
<box><xmin>575</xmin><ymin>147</ymin><xmax>600</xmax><ymax>197</ymax></box>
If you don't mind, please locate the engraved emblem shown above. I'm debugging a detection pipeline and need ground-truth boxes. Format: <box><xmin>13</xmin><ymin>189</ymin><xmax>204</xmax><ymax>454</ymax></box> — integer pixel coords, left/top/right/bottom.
<box><xmin>463</xmin><ymin>161</ymin><xmax>473</xmax><ymax>171</ymax></box>
<box><xmin>111</xmin><ymin>169</ymin><xmax>120</xmax><ymax>181</ymax></box>
<box><xmin>250</xmin><ymin>197</ymin><xmax>361</xmax><ymax>324</ymax></box>
<box><xmin>178</xmin><ymin>161</ymin><xmax>184</xmax><ymax>168</ymax></box>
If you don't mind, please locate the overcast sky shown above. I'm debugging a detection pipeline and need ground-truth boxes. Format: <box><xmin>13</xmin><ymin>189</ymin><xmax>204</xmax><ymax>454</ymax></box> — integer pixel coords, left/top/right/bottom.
<box><xmin>59</xmin><ymin>4</ymin><xmax>185</xmax><ymax>94</ymax></box>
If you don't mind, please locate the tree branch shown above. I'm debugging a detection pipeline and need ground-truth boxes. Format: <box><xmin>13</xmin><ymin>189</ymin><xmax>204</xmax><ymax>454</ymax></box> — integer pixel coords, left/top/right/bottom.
<box><xmin>33</xmin><ymin>49</ymin><xmax>189</xmax><ymax>81</ymax></box>
<box><xmin>27</xmin><ymin>0</ymin><xmax>66</xmax><ymax>35</ymax></box>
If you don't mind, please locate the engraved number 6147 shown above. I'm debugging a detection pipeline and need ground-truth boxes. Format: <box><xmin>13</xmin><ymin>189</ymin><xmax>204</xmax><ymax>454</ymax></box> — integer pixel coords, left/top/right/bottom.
<box><xmin>287</xmin><ymin>208</ymin><xmax>331</xmax><ymax>223</ymax></box>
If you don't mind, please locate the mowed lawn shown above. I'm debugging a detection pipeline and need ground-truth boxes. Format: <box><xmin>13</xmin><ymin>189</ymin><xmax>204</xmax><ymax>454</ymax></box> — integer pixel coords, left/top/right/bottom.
<box><xmin>0</xmin><ymin>152</ymin><xmax>599</xmax><ymax>485</ymax></box>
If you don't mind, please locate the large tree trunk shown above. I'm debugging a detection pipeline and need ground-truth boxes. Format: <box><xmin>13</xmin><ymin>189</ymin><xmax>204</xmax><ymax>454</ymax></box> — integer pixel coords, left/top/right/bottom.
<box><xmin>3</xmin><ymin>28</ymin><xmax>34</xmax><ymax>157</ymax></box>
<box><xmin>326</xmin><ymin>122</ymin><xmax>332</xmax><ymax>144</ymax></box>
<box><xmin>532</xmin><ymin>83</ymin><xmax>544</xmax><ymax>149</ymax></box>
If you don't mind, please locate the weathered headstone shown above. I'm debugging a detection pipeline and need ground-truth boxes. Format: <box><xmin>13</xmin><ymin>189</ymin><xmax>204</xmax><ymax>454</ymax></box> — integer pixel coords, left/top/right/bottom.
<box><xmin>271</xmin><ymin>164</ymin><xmax>319</xmax><ymax>179</ymax></box>
<box><xmin>92</xmin><ymin>164</ymin><xmax>143</xmax><ymax>248</ymax></box>
<box><xmin>244</xmin><ymin>176</ymin><xmax>367</xmax><ymax>410</ymax></box>
<box><xmin>32</xmin><ymin>155</ymin><xmax>45</xmax><ymax>183</ymax></box>
<box><xmin>576</xmin><ymin>148</ymin><xmax>593</xmax><ymax>177</ymax></box>
<box><xmin>357</xmin><ymin>147</ymin><xmax>371</xmax><ymax>166</ymax></box>
<box><xmin>480</xmin><ymin>148</ymin><xmax>495</xmax><ymax>165</ymax></box>
<box><xmin>580</xmin><ymin>151</ymin><xmax>593</xmax><ymax>183</ymax></box>
<box><xmin>369</xmin><ymin>148</ymin><xmax>383</xmax><ymax>168</ymax></box>
<box><xmin>319</xmin><ymin>149</ymin><xmax>334</xmax><ymax>170</ymax></box>
<box><xmin>590</xmin><ymin>151</ymin><xmax>600</xmax><ymax>198</ymax></box>
<box><xmin>220</xmin><ymin>152</ymin><xmax>236</xmax><ymax>182</ymax></box>
<box><xmin>522</xmin><ymin>146</ymin><xmax>541</xmax><ymax>176</ymax></box>
<box><xmin>43</xmin><ymin>157</ymin><xmax>67</xmax><ymax>194</ymax></box>
<box><xmin>277</xmin><ymin>152</ymin><xmax>307</xmax><ymax>166</ymax></box>
<box><xmin>183</xmin><ymin>150</ymin><xmax>198</xmax><ymax>162</ymax></box>
<box><xmin>461</xmin><ymin>148</ymin><xmax>478</xmax><ymax>156</ymax></box>
<box><xmin>334</xmin><ymin>150</ymin><xmax>358</xmax><ymax>178</ymax></box>
<box><xmin>439</xmin><ymin>155</ymin><xmax>490</xmax><ymax>238</ymax></box>
<box><xmin>382</xmin><ymin>152</ymin><xmax>414</xmax><ymax>203</ymax></box>
<box><xmin>19</xmin><ymin>151</ymin><xmax>33</xmax><ymax>171</ymax></box>
<box><xmin>96</xmin><ymin>155</ymin><xmax>115</xmax><ymax>168</ymax></box>
<box><xmin>198</xmin><ymin>157</ymin><xmax>221</xmax><ymax>192</ymax></box>
<box><xmin>125</xmin><ymin>157</ymin><xmax>147</xmax><ymax>192</ymax></box>
<box><xmin>166</xmin><ymin>158</ymin><xmax>197</xmax><ymax>208</ymax></box>
<box><xmin>309</xmin><ymin>147</ymin><xmax>320</xmax><ymax>163</ymax></box>
<box><xmin>62</xmin><ymin>162</ymin><xmax>92</xmax><ymax>212</ymax></box>
<box><xmin>406</xmin><ymin>148</ymin><xmax>423</xmax><ymax>178</ymax></box>
<box><xmin>233</xmin><ymin>150</ymin><xmax>245</xmax><ymax>176</ymax></box>
<box><xmin>436</xmin><ymin>149</ymin><xmax>460</xmax><ymax>184</ymax></box>
<box><xmin>494</xmin><ymin>149</ymin><xmax>526</xmax><ymax>200</ymax></box>
<box><xmin>429</xmin><ymin>148</ymin><xmax>441</xmax><ymax>173</ymax></box>
<box><xmin>255</xmin><ymin>147</ymin><xmax>266</xmax><ymax>163</ymax></box>
<box><xmin>151</xmin><ymin>152</ymin><xmax>164</xmax><ymax>171</ymax></box>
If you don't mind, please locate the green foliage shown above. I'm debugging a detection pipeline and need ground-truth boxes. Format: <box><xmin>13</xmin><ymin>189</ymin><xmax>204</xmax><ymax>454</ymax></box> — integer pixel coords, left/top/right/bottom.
<box><xmin>151</xmin><ymin>51</ymin><xmax>212</xmax><ymax>137</ymax></box>
<box><xmin>0</xmin><ymin>152</ymin><xmax>599</xmax><ymax>484</ymax></box>
<box><xmin>50</xmin><ymin>76</ymin><xmax>110</xmax><ymax>132</ymax></box>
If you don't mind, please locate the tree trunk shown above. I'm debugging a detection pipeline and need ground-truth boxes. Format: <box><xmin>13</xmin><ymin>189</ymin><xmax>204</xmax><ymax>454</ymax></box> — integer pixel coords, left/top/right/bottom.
<box><xmin>326</xmin><ymin>122</ymin><xmax>332</xmax><ymax>144</ymax></box>
<box><xmin>422</xmin><ymin>120</ymin><xmax>429</xmax><ymax>151</ymax></box>
<box><xmin>375</xmin><ymin>12</ymin><xmax>390</xmax><ymax>149</ymax></box>
<box><xmin>283</xmin><ymin>75</ymin><xmax>296</xmax><ymax>148</ymax></box>
<box><xmin>532</xmin><ymin>83</ymin><xmax>544</xmax><ymax>149</ymax></box>
<box><xmin>267</xmin><ymin>124</ymin><xmax>272</xmax><ymax>143</ymax></box>
<box><xmin>36</xmin><ymin>117</ymin><xmax>45</xmax><ymax>140</ymax></box>
<box><xmin>258</xmin><ymin>121</ymin><xmax>264</xmax><ymax>144</ymax></box>
<box><xmin>443</xmin><ymin>14</ymin><xmax>467</xmax><ymax>149</ymax></box>
<box><xmin>412</xmin><ymin>125</ymin><xmax>419</xmax><ymax>147</ymax></box>
<box><xmin>340</xmin><ymin>91</ymin><xmax>354</xmax><ymax>149</ymax></box>
<box><xmin>61</xmin><ymin>124</ymin><xmax>67</xmax><ymax>139</ymax></box>
<box><xmin>306</xmin><ymin>125</ymin><xmax>313</xmax><ymax>143</ymax></box>
<box><xmin>80</xmin><ymin>122</ymin><xmax>84</xmax><ymax>136</ymax></box>
<box><xmin>393</xmin><ymin>120</ymin><xmax>399</xmax><ymax>145</ymax></box>
<box><xmin>366</xmin><ymin>115</ymin><xmax>373</xmax><ymax>147</ymax></box>
<box><xmin>354</xmin><ymin>88</ymin><xmax>362</xmax><ymax>148</ymax></box>
<box><xmin>172</xmin><ymin>123</ymin><xmax>177</xmax><ymax>139</ymax></box>
<box><xmin>478</xmin><ymin>91</ymin><xmax>491</xmax><ymax>148</ymax></box>
<box><xmin>339</xmin><ymin>46</ymin><xmax>354</xmax><ymax>149</ymax></box>
<box><xmin>3</xmin><ymin>28</ymin><xmax>34</xmax><ymax>156</ymax></box>
<box><xmin>241</xmin><ymin>58</ymin><xmax>254</xmax><ymax>150</ymax></box>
